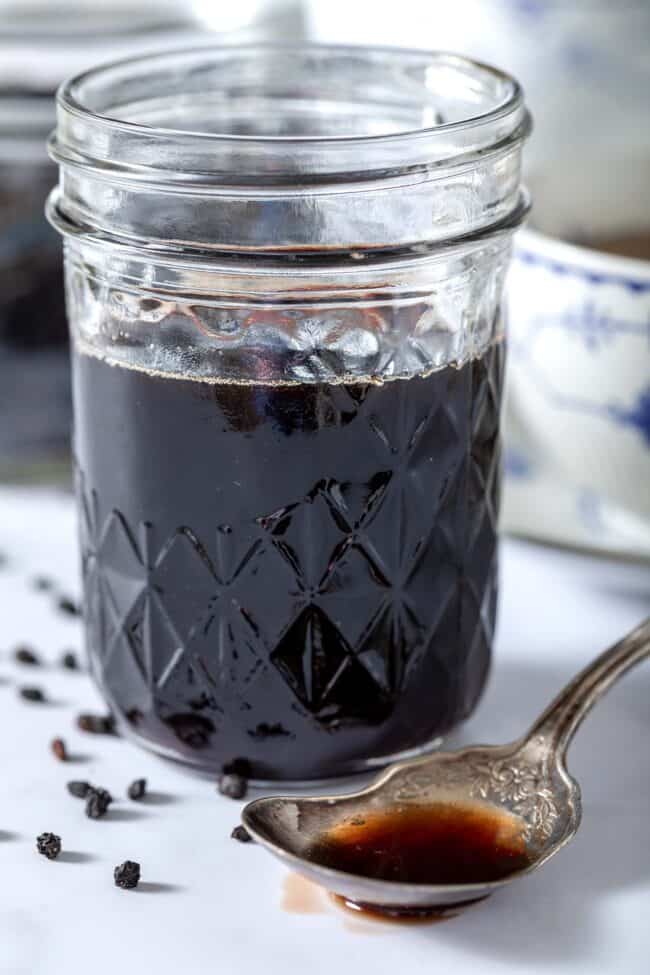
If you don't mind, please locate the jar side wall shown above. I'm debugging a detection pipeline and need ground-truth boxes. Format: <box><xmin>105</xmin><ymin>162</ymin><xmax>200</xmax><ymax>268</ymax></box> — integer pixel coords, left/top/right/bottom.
<box><xmin>63</xmin><ymin>239</ymin><xmax>511</xmax><ymax>385</ymax></box>
<box><xmin>54</xmin><ymin>143</ymin><xmax>526</xmax><ymax>253</ymax></box>
<box><xmin>71</xmin><ymin>307</ymin><xmax>505</xmax><ymax>779</ymax></box>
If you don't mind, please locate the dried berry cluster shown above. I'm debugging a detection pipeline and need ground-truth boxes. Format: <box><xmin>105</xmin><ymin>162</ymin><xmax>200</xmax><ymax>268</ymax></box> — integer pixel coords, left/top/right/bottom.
<box><xmin>7</xmin><ymin>575</ymin><xmax>257</xmax><ymax>899</ymax></box>
<box><xmin>127</xmin><ymin>778</ymin><xmax>146</xmax><ymax>801</ymax></box>
<box><xmin>36</xmin><ymin>832</ymin><xmax>61</xmax><ymax>860</ymax></box>
<box><xmin>114</xmin><ymin>860</ymin><xmax>141</xmax><ymax>889</ymax></box>
<box><xmin>76</xmin><ymin>712</ymin><xmax>115</xmax><ymax>735</ymax></box>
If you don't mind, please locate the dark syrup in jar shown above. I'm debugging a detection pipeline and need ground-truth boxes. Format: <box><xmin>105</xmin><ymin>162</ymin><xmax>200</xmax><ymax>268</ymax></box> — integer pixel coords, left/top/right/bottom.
<box><xmin>73</xmin><ymin>340</ymin><xmax>504</xmax><ymax>780</ymax></box>
<box><xmin>310</xmin><ymin>801</ymin><xmax>530</xmax><ymax>921</ymax></box>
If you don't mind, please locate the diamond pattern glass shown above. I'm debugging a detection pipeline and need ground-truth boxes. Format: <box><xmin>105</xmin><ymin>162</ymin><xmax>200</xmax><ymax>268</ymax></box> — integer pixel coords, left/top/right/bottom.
<box><xmin>75</xmin><ymin>340</ymin><xmax>504</xmax><ymax>780</ymax></box>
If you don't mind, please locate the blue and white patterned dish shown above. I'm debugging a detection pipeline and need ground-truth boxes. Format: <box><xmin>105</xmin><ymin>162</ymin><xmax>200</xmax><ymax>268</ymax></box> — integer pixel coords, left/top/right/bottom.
<box><xmin>503</xmin><ymin>227</ymin><xmax>650</xmax><ymax>559</ymax></box>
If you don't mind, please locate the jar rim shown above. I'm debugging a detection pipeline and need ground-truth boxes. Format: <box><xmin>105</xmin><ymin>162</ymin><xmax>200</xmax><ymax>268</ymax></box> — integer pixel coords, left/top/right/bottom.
<box><xmin>60</xmin><ymin>43</ymin><xmax>522</xmax><ymax>143</ymax></box>
<box><xmin>49</xmin><ymin>44</ymin><xmax>530</xmax><ymax>256</ymax></box>
<box><xmin>52</xmin><ymin>44</ymin><xmax>529</xmax><ymax>182</ymax></box>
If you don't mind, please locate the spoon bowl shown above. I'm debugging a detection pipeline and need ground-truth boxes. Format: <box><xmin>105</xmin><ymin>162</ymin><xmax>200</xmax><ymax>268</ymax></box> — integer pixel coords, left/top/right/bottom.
<box><xmin>243</xmin><ymin>738</ymin><xmax>580</xmax><ymax>912</ymax></box>
<box><xmin>243</xmin><ymin>618</ymin><xmax>649</xmax><ymax>914</ymax></box>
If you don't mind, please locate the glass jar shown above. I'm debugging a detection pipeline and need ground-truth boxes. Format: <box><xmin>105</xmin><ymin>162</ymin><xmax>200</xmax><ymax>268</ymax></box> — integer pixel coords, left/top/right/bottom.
<box><xmin>48</xmin><ymin>45</ymin><xmax>530</xmax><ymax>780</ymax></box>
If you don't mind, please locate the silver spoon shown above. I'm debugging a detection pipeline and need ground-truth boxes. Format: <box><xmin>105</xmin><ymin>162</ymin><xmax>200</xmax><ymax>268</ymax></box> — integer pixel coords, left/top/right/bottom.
<box><xmin>242</xmin><ymin>617</ymin><xmax>650</xmax><ymax>916</ymax></box>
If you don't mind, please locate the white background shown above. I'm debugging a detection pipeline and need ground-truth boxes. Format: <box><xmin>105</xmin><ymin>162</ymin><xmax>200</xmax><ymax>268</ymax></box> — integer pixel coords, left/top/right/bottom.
<box><xmin>1</xmin><ymin>487</ymin><xmax>648</xmax><ymax>974</ymax></box>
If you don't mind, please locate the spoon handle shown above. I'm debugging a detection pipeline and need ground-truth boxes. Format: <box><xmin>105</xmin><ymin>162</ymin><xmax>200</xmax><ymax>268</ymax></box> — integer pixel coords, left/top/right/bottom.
<box><xmin>524</xmin><ymin>616</ymin><xmax>650</xmax><ymax>759</ymax></box>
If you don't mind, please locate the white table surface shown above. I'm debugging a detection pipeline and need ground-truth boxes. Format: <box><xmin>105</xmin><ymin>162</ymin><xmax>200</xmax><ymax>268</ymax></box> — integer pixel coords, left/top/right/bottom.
<box><xmin>1</xmin><ymin>486</ymin><xmax>649</xmax><ymax>975</ymax></box>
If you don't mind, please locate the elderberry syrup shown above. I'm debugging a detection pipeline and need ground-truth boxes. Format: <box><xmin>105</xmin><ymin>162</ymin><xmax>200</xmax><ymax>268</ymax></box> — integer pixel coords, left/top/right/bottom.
<box><xmin>73</xmin><ymin>338</ymin><xmax>503</xmax><ymax>779</ymax></box>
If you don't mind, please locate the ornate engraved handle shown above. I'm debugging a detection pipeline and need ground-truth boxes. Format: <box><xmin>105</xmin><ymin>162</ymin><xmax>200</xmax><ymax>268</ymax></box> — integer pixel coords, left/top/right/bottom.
<box><xmin>524</xmin><ymin>617</ymin><xmax>650</xmax><ymax>760</ymax></box>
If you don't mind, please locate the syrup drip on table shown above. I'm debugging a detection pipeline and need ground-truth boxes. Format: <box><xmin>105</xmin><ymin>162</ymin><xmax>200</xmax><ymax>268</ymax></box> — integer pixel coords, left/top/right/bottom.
<box><xmin>331</xmin><ymin>893</ymin><xmax>489</xmax><ymax>923</ymax></box>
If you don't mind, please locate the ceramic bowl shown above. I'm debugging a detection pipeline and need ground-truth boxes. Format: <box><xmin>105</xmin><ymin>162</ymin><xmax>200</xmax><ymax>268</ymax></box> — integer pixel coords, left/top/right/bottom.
<box><xmin>503</xmin><ymin>159</ymin><xmax>650</xmax><ymax>559</ymax></box>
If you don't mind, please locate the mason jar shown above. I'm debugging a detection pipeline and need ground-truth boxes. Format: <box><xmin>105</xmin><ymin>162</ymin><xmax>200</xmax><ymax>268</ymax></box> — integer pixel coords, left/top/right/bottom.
<box><xmin>48</xmin><ymin>45</ymin><xmax>530</xmax><ymax>780</ymax></box>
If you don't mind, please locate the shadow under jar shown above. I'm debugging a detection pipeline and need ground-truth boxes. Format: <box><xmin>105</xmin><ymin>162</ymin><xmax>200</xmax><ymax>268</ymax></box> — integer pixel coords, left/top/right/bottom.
<box><xmin>48</xmin><ymin>45</ymin><xmax>530</xmax><ymax>780</ymax></box>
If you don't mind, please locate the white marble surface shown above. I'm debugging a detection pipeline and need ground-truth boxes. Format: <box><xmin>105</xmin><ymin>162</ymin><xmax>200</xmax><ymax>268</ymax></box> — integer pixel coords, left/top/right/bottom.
<box><xmin>1</xmin><ymin>487</ymin><xmax>649</xmax><ymax>975</ymax></box>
